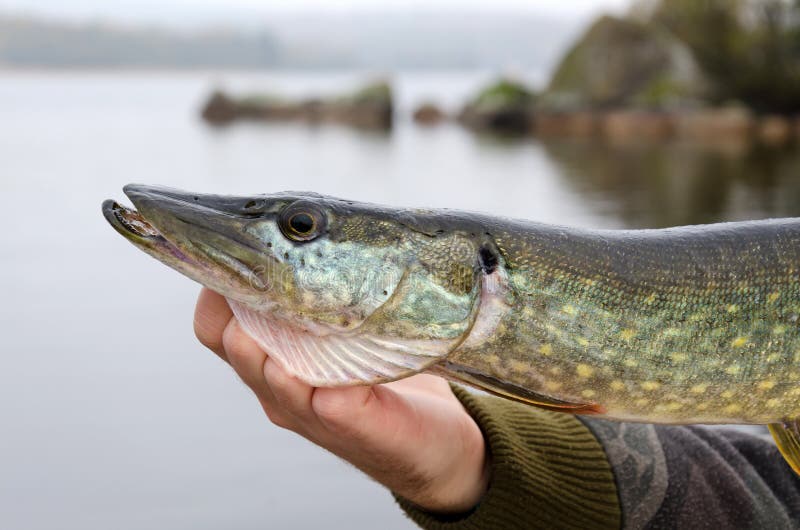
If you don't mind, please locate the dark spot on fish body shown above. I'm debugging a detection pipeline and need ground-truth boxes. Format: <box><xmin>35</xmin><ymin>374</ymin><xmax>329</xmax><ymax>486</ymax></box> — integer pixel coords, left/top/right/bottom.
<box><xmin>284</xmin><ymin>252</ymin><xmax>289</xmax><ymax>260</ymax></box>
<box><xmin>479</xmin><ymin>245</ymin><xmax>498</xmax><ymax>275</ymax></box>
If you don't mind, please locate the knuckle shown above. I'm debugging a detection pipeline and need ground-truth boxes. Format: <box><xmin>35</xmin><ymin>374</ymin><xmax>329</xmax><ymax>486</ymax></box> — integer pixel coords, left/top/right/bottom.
<box><xmin>263</xmin><ymin>358</ymin><xmax>293</xmax><ymax>393</ymax></box>
<box><xmin>264</xmin><ymin>360</ymin><xmax>310</xmax><ymax>414</ymax></box>
<box><xmin>222</xmin><ymin>323</ymin><xmax>252</xmax><ymax>364</ymax></box>
<box><xmin>263</xmin><ymin>408</ymin><xmax>292</xmax><ymax>430</ymax></box>
<box><xmin>193</xmin><ymin>311</ymin><xmax>219</xmax><ymax>350</ymax></box>
<box><xmin>311</xmin><ymin>390</ymin><xmax>353</xmax><ymax>427</ymax></box>
<box><xmin>269</xmin><ymin>414</ymin><xmax>290</xmax><ymax>430</ymax></box>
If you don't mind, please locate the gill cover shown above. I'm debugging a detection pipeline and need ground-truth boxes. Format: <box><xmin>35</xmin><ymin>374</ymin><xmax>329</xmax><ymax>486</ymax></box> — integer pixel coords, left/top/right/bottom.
<box><xmin>228</xmin><ymin>250</ymin><xmax>510</xmax><ymax>387</ymax></box>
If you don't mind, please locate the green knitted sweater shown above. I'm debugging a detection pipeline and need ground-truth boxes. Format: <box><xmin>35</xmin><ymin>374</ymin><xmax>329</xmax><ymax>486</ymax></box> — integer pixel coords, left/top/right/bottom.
<box><xmin>395</xmin><ymin>385</ymin><xmax>621</xmax><ymax>529</ymax></box>
<box><xmin>394</xmin><ymin>385</ymin><xmax>800</xmax><ymax>529</ymax></box>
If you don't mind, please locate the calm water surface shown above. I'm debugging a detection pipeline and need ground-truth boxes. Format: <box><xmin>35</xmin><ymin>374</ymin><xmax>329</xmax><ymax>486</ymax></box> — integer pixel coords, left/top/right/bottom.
<box><xmin>1</xmin><ymin>70</ymin><xmax>798</xmax><ymax>530</ymax></box>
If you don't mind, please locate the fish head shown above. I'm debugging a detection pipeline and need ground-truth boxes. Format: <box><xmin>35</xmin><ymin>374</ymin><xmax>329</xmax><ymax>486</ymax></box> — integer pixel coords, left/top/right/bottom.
<box><xmin>103</xmin><ymin>185</ymin><xmax>501</xmax><ymax>386</ymax></box>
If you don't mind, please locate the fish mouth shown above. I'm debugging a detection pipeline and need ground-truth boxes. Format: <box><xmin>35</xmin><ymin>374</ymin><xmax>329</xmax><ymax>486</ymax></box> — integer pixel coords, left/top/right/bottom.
<box><xmin>102</xmin><ymin>197</ymin><xmax>196</xmax><ymax>265</ymax></box>
<box><xmin>102</xmin><ymin>184</ymin><xmax>283</xmax><ymax>302</ymax></box>
<box><xmin>104</xmin><ymin>198</ymin><xmax>165</xmax><ymax>240</ymax></box>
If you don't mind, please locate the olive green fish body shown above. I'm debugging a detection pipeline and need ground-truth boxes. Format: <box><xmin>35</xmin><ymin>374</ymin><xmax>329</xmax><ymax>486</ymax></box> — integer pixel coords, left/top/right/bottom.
<box><xmin>440</xmin><ymin>218</ymin><xmax>800</xmax><ymax>425</ymax></box>
<box><xmin>102</xmin><ymin>186</ymin><xmax>800</xmax><ymax>436</ymax></box>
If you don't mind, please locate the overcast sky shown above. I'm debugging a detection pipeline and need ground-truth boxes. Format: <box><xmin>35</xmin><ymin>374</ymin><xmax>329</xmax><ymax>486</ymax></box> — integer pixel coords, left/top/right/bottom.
<box><xmin>0</xmin><ymin>0</ymin><xmax>633</xmax><ymax>26</ymax></box>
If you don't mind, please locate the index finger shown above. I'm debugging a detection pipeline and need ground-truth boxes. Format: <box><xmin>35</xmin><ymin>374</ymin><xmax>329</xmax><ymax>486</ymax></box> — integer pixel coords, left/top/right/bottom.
<box><xmin>193</xmin><ymin>287</ymin><xmax>233</xmax><ymax>362</ymax></box>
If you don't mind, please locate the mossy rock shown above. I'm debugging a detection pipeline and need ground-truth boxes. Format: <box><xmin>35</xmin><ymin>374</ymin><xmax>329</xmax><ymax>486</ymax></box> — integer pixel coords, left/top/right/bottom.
<box><xmin>459</xmin><ymin>79</ymin><xmax>537</xmax><ymax>134</ymax></box>
<box><xmin>472</xmin><ymin>79</ymin><xmax>536</xmax><ymax>111</ymax></box>
<box><xmin>200</xmin><ymin>81</ymin><xmax>393</xmax><ymax>130</ymax></box>
<box><xmin>543</xmin><ymin>15</ymin><xmax>706</xmax><ymax>110</ymax></box>
<box><xmin>350</xmin><ymin>80</ymin><xmax>392</xmax><ymax>105</ymax></box>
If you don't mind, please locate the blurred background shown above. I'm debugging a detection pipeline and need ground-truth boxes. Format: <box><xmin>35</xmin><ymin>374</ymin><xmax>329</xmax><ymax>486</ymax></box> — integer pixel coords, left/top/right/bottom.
<box><xmin>2</xmin><ymin>1</ymin><xmax>800</xmax><ymax>528</ymax></box>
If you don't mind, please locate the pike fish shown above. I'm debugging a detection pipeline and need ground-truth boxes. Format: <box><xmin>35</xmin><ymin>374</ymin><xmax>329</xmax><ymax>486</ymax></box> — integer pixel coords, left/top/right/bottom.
<box><xmin>103</xmin><ymin>184</ymin><xmax>800</xmax><ymax>474</ymax></box>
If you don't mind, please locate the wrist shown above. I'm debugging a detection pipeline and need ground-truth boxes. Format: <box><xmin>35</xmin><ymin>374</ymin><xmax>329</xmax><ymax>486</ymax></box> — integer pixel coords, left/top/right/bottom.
<box><xmin>412</xmin><ymin>415</ymin><xmax>490</xmax><ymax>514</ymax></box>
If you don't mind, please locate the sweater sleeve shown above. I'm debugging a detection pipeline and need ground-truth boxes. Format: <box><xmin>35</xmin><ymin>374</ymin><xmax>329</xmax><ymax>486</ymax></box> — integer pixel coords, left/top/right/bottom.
<box><xmin>394</xmin><ymin>385</ymin><xmax>621</xmax><ymax>530</ymax></box>
<box><xmin>583</xmin><ymin>418</ymin><xmax>800</xmax><ymax>529</ymax></box>
<box><xmin>395</xmin><ymin>386</ymin><xmax>800</xmax><ymax>529</ymax></box>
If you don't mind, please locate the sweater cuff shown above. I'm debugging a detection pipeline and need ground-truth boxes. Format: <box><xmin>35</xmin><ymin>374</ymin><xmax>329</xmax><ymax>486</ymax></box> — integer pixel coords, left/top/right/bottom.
<box><xmin>394</xmin><ymin>385</ymin><xmax>621</xmax><ymax>530</ymax></box>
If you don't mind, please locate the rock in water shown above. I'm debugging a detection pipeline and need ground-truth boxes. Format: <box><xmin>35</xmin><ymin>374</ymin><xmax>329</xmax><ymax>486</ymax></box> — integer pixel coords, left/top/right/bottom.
<box><xmin>458</xmin><ymin>79</ymin><xmax>537</xmax><ymax>135</ymax></box>
<box><xmin>542</xmin><ymin>15</ymin><xmax>706</xmax><ymax>110</ymax></box>
<box><xmin>413</xmin><ymin>103</ymin><xmax>446</xmax><ymax>125</ymax></box>
<box><xmin>200</xmin><ymin>81</ymin><xmax>393</xmax><ymax>130</ymax></box>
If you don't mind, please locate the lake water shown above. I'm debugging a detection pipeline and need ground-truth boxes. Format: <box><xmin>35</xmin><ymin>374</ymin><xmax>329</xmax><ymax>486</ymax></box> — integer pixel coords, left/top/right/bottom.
<box><xmin>1</xmin><ymin>70</ymin><xmax>798</xmax><ymax>530</ymax></box>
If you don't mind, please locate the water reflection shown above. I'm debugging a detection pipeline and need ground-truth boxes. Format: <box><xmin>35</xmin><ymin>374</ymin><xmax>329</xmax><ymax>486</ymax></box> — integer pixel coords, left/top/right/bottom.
<box><xmin>540</xmin><ymin>137</ymin><xmax>800</xmax><ymax>228</ymax></box>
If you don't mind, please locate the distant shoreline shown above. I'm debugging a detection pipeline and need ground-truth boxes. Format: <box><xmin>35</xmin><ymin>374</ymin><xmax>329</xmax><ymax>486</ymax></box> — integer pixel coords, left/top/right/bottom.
<box><xmin>0</xmin><ymin>66</ymin><xmax>546</xmax><ymax>80</ymax></box>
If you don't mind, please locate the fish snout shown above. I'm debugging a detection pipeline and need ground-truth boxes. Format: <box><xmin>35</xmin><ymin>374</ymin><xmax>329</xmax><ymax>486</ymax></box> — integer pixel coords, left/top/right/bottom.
<box><xmin>123</xmin><ymin>184</ymin><xmax>269</xmax><ymax>219</ymax></box>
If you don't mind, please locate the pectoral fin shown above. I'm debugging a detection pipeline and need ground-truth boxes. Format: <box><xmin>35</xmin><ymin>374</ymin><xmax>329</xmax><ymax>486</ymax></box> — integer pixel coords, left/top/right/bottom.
<box><xmin>769</xmin><ymin>419</ymin><xmax>800</xmax><ymax>475</ymax></box>
<box><xmin>228</xmin><ymin>299</ymin><xmax>448</xmax><ymax>387</ymax></box>
<box><xmin>432</xmin><ymin>361</ymin><xmax>606</xmax><ymax>415</ymax></box>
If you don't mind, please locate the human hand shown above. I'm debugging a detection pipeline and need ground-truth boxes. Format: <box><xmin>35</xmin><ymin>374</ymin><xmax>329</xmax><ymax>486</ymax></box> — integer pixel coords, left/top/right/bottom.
<box><xmin>193</xmin><ymin>288</ymin><xmax>490</xmax><ymax>513</ymax></box>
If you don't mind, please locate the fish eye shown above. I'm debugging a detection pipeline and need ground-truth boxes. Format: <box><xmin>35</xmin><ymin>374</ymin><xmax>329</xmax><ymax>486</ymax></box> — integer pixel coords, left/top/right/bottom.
<box><xmin>289</xmin><ymin>213</ymin><xmax>315</xmax><ymax>234</ymax></box>
<box><xmin>278</xmin><ymin>201</ymin><xmax>326</xmax><ymax>242</ymax></box>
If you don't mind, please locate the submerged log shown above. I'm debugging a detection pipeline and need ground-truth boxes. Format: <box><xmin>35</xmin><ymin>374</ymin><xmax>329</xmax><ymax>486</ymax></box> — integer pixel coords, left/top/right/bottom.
<box><xmin>674</xmin><ymin>107</ymin><xmax>754</xmax><ymax>145</ymax></box>
<box><xmin>601</xmin><ymin>111</ymin><xmax>675</xmax><ymax>143</ymax></box>
<box><xmin>535</xmin><ymin>111</ymin><xmax>601</xmax><ymax>138</ymax></box>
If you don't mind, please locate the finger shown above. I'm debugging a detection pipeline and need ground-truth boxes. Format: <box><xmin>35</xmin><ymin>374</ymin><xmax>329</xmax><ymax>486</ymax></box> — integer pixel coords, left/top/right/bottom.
<box><xmin>222</xmin><ymin>319</ymin><xmax>275</xmax><ymax>403</ymax></box>
<box><xmin>254</xmin><ymin>395</ymin><xmax>300</xmax><ymax>432</ymax></box>
<box><xmin>262</xmin><ymin>356</ymin><xmax>317</xmax><ymax>424</ymax></box>
<box><xmin>311</xmin><ymin>384</ymin><xmax>384</xmax><ymax>440</ymax></box>
<box><xmin>221</xmin><ymin>319</ymin><xmax>299</xmax><ymax>429</ymax></box>
<box><xmin>384</xmin><ymin>373</ymin><xmax>451</xmax><ymax>396</ymax></box>
<box><xmin>193</xmin><ymin>288</ymin><xmax>233</xmax><ymax>362</ymax></box>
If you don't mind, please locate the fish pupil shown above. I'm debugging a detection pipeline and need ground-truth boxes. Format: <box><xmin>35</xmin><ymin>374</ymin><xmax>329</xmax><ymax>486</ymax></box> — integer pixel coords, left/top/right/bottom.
<box><xmin>290</xmin><ymin>213</ymin><xmax>315</xmax><ymax>234</ymax></box>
